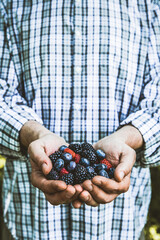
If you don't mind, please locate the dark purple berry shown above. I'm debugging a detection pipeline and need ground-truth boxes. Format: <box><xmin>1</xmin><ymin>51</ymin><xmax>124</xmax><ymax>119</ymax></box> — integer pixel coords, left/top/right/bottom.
<box><xmin>81</xmin><ymin>149</ymin><xmax>97</xmax><ymax>165</ymax></box>
<box><xmin>98</xmin><ymin>170</ymin><xmax>109</xmax><ymax>178</ymax></box>
<box><xmin>61</xmin><ymin>173</ymin><xmax>74</xmax><ymax>185</ymax></box>
<box><xmin>66</xmin><ymin>161</ymin><xmax>76</xmax><ymax>172</ymax></box>
<box><xmin>69</xmin><ymin>143</ymin><xmax>82</xmax><ymax>154</ymax></box>
<box><xmin>61</xmin><ymin>152</ymin><xmax>73</xmax><ymax>163</ymax></box>
<box><xmin>46</xmin><ymin>168</ymin><xmax>59</xmax><ymax>180</ymax></box>
<box><xmin>59</xmin><ymin>145</ymin><xmax>68</xmax><ymax>152</ymax></box>
<box><xmin>79</xmin><ymin>157</ymin><xmax>90</xmax><ymax>167</ymax></box>
<box><xmin>74</xmin><ymin>164</ymin><xmax>88</xmax><ymax>184</ymax></box>
<box><xmin>49</xmin><ymin>151</ymin><xmax>62</xmax><ymax>164</ymax></box>
<box><xmin>54</xmin><ymin>158</ymin><xmax>64</xmax><ymax>172</ymax></box>
<box><xmin>96</xmin><ymin>149</ymin><xmax>106</xmax><ymax>160</ymax></box>
<box><xmin>81</xmin><ymin>142</ymin><xmax>96</xmax><ymax>153</ymax></box>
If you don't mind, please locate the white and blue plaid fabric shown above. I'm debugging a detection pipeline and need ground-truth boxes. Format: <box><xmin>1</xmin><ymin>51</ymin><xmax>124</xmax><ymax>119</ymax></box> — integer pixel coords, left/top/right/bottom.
<box><xmin>0</xmin><ymin>0</ymin><xmax>160</xmax><ymax>239</ymax></box>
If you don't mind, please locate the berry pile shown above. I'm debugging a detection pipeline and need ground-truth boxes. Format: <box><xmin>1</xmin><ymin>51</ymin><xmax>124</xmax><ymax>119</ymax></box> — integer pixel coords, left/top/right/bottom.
<box><xmin>46</xmin><ymin>142</ymin><xmax>115</xmax><ymax>185</ymax></box>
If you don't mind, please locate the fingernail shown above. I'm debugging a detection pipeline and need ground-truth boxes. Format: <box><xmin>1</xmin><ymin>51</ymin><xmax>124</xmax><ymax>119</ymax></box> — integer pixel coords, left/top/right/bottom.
<box><xmin>119</xmin><ymin>171</ymin><xmax>125</xmax><ymax>180</ymax></box>
<box><xmin>92</xmin><ymin>178</ymin><xmax>101</xmax><ymax>186</ymax></box>
<box><xmin>42</xmin><ymin>163</ymin><xmax>48</xmax><ymax>173</ymax></box>
<box><xmin>87</xmin><ymin>183</ymin><xmax>93</xmax><ymax>192</ymax></box>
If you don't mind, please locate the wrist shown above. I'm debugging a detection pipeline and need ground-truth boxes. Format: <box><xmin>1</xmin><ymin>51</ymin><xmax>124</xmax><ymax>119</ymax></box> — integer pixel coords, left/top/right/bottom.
<box><xmin>114</xmin><ymin>125</ymin><xmax>144</xmax><ymax>150</ymax></box>
<box><xmin>19</xmin><ymin>120</ymin><xmax>50</xmax><ymax>148</ymax></box>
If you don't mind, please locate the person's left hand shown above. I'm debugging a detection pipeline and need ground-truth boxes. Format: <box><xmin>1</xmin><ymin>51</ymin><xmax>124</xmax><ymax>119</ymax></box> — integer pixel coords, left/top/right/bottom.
<box><xmin>72</xmin><ymin>129</ymin><xmax>138</xmax><ymax>207</ymax></box>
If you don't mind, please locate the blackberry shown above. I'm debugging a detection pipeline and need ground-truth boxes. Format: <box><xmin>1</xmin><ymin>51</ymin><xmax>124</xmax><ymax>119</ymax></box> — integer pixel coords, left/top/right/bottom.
<box><xmin>81</xmin><ymin>142</ymin><xmax>96</xmax><ymax>153</ymax></box>
<box><xmin>81</xmin><ymin>149</ymin><xmax>98</xmax><ymax>165</ymax></box>
<box><xmin>61</xmin><ymin>173</ymin><xmax>74</xmax><ymax>185</ymax></box>
<box><xmin>74</xmin><ymin>164</ymin><xmax>88</xmax><ymax>184</ymax></box>
<box><xmin>46</xmin><ymin>168</ymin><xmax>59</xmax><ymax>180</ymax></box>
<box><xmin>69</xmin><ymin>143</ymin><xmax>82</xmax><ymax>154</ymax></box>
<box><xmin>49</xmin><ymin>151</ymin><xmax>62</xmax><ymax>164</ymax></box>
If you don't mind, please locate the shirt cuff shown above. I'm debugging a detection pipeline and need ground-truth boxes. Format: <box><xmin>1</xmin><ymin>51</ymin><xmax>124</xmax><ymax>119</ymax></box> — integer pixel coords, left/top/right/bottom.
<box><xmin>119</xmin><ymin>111</ymin><xmax>160</xmax><ymax>167</ymax></box>
<box><xmin>0</xmin><ymin>106</ymin><xmax>43</xmax><ymax>159</ymax></box>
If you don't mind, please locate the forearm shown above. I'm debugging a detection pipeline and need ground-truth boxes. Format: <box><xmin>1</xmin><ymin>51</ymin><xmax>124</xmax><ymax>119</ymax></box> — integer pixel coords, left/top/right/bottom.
<box><xmin>19</xmin><ymin>120</ymin><xmax>50</xmax><ymax>148</ymax></box>
<box><xmin>114</xmin><ymin>125</ymin><xmax>144</xmax><ymax>150</ymax></box>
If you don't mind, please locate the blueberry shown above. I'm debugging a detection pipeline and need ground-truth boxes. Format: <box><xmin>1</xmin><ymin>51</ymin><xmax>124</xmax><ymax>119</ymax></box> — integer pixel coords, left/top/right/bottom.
<box><xmin>86</xmin><ymin>166</ymin><xmax>95</xmax><ymax>174</ymax></box>
<box><xmin>92</xmin><ymin>164</ymin><xmax>98</xmax><ymax>170</ymax></box>
<box><xmin>61</xmin><ymin>152</ymin><xmax>73</xmax><ymax>163</ymax></box>
<box><xmin>59</xmin><ymin>145</ymin><xmax>68</xmax><ymax>151</ymax></box>
<box><xmin>66</xmin><ymin>161</ymin><xmax>76</xmax><ymax>172</ymax></box>
<box><xmin>54</xmin><ymin>158</ymin><xmax>64</xmax><ymax>172</ymax></box>
<box><xmin>95</xmin><ymin>163</ymin><xmax>108</xmax><ymax>172</ymax></box>
<box><xmin>86</xmin><ymin>166</ymin><xmax>97</xmax><ymax>179</ymax></box>
<box><xmin>108</xmin><ymin>168</ymin><xmax>115</xmax><ymax>179</ymax></box>
<box><xmin>79</xmin><ymin>157</ymin><xmax>90</xmax><ymax>167</ymax></box>
<box><xmin>96</xmin><ymin>149</ymin><xmax>106</xmax><ymax>160</ymax></box>
<box><xmin>98</xmin><ymin>170</ymin><xmax>109</xmax><ymax>178</ymax></box>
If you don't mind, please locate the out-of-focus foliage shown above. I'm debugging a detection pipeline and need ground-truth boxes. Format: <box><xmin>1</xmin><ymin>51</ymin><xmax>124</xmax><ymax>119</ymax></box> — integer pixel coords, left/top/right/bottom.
<box><xmin>0</xmin><ymin>157</ymin><xmax>4</xmax><ymax>238</ymax></box>
<box><xmin>0</xmin><ymin>157</ymin><xmax>160</xmax><ymax>239</ymax></box>
<box><xmin>0</xmin><ymin>155</ymin><xmax>6</xmax><ymax>169</ymax></box>
<box><xmin>144</xmin><ymin>166</ymin><xmax>160</xmax><ymax>240</ymax></box>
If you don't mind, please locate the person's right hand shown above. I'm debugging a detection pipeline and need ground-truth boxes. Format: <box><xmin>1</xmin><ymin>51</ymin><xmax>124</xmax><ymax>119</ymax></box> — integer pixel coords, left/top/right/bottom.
<box><xmin>20</xmin><ymin>121</ymin><xmax>83</xmax><ymax>206</ymax></box>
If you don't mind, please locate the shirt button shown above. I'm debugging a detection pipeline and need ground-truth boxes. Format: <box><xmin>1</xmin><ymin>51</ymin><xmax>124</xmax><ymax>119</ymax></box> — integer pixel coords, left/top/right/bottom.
<box><xmin>75</xmin><ymin>67</ymin><xmax>81</xmax><ymax>74</ymax></box>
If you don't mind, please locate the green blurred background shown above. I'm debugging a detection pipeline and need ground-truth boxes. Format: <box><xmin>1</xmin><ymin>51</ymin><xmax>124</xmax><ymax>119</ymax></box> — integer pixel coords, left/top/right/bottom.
<box><xmin>0</xmin><ymin>157</ymin><xmax>160</xmax><ymax>239</ymax></box>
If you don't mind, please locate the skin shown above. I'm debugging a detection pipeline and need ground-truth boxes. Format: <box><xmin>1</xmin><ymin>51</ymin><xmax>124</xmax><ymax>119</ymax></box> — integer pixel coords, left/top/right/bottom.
<box><xmin>20</xmin><ymin>120</ymin><xmax>144</xmax><ymax>208</ymax></box>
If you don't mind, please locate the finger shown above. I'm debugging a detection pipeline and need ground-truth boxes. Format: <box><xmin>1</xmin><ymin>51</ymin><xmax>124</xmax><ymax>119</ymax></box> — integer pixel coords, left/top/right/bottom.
<box><xmin>79</xmin><ymin>190</ymin><xmax>99</xmax><ymax>207</ymax></box>
<box><xmin>31</xmin><ymin>170</ymin><xmax>67</xmax><ymax>194</ymax></box>
<box><xmin>82</xmin><ymin>180</ymin><xmax>118</xmax><ymax>203</ymax></box>
<box><xmin>71</xmin><ymin>184</ymin><xmax>83</xmax><ymax>208</ymax></box>
<box><xmin>114</xmin><ymin>147</ymin><xmax>136</xmax><ymax>182</ymax></box>
<box><xmin>45</xmin><ymin>185</ymin><xmax>76</xmax><ymax>205</ymax></box>
<box><xmin>72</xmin><ymin>199</ymin><xmax>83</xmax><ymax>208</ymax></box>
<box><xmin>92</xmin><ymin>175</ymin><xmax>130</xmax><ymax>194</ymax></box>
<box><xmin>71</xmin><ymin>184</ymin><xmax>83</xmax><ymax>201</ymax></box>
<box><xmin>28</xmin><ymin>141</ymin><xmax>52</xmax><ymax>175</ymax></box>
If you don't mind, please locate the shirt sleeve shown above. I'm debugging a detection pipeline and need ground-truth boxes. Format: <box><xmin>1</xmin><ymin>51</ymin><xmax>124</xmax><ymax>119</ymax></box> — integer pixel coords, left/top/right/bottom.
<box><xmin>120</xmin><ymin>2</ymin><xmax>160</xmax><ymax>167</ymax></box>
<box><xmin>0</xmin><ymin>7</ymin><xmax>43</xmax><ymax>159</ymax></box>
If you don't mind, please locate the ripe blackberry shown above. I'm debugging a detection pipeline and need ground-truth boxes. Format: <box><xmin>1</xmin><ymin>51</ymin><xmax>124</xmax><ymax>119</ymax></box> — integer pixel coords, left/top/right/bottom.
<box><xmin>81</xmin><ymin>149</ymin><xmax>98</xmax><ymax>165</ymax></box>
<box><xmin>61</xmin><ymin>173</ymin><xmax>74</xmax><ymax>185</ymax></box>
<box><xmin>81</xmin><ymin>142</ymin><xmax>96</xmax><ymax>153</ymax></box>
<box><xmin>46</xmin><ymin>168</ymin><xmax>59</xmax><ymax>180</ymax></box>
<box><xmin>69</xmin><ymin>143</ymin><xmax>82</xmax><ymax>154</ymax></box>
<box><xmin>74</xmin><ymin>164</ymin><xmax>88</xmax><ymax>184</ymax></box>
<box><xmin>49</xmin><ymin>151</ymin><xmax>62</xmax><ymax>164</ymax></box>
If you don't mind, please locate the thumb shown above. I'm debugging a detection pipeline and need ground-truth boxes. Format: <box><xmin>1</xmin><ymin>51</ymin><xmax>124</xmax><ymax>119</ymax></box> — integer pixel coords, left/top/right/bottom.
<box><xmin>28</xmin><ymin>141</ymin><xmax>52</xmax><ymax>175</ymax></box>
<box><xmin>114</xmin><ymin>147</ymin><xmax>136</xmax><ymax>182</ymax></box>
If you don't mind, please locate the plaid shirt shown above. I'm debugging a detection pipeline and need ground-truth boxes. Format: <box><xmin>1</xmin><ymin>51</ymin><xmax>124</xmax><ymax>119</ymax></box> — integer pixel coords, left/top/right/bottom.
<box><xmin>0</xmin><ymin>0</ymin><xmax>160</xmax><ymax>239</ymax></box>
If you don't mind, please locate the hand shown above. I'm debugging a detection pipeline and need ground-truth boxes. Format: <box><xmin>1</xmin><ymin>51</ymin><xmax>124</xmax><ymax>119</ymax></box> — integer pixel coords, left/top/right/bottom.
<box><xmin>29</xmin><ymin>133</ymin><xmax>83</xmax><ymax>205</ymax></box>
<box><xmin>20</xmin><ymin>121</ymin><xmax>83</xmax><ymax>206</ymax></box>
<box><xmin>74</xmin><ymin>125</ymin><xmax>143</xmax><ymax>207</ymax></box>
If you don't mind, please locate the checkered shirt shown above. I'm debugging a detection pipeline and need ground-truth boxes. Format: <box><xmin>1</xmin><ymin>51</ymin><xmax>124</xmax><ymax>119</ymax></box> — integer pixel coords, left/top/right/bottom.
<box><xmin>0</xmin><ymin>0</ymin><xmax>160</xmax><ymax>239</ymax></box>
